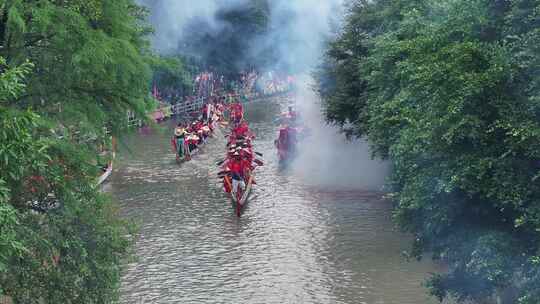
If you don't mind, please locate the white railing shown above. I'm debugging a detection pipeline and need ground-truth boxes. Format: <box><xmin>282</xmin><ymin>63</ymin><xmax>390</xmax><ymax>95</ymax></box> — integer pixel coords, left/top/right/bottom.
<box><xmin>127</xmin><ymin>110</ymin><xmax>142</xmax><ymax>128</ymax></box>
<box><xmin>126</xmin><ymin>89</ymin><xmax>292</xmax><ymax>128</ymax></box>
<box><xmin>171</xmin><ymin>97</ymin><xmax>206</xmax><ymax>116</ymax></box>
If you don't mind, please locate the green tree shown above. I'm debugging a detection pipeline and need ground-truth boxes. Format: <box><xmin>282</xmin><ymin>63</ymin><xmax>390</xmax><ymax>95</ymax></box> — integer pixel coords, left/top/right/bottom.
<box><xmin>1</xmin><ymin>0</ymin><xmax>153</xmax><ymax>138</ymax></box>
<box><xmin>0</xmin><ymin>56</ymin><xmax>134</xmax><ymax>303</ymax></box>
<box><xmin>318</xmin><ymin>0</ymin><xmax>540</xmax><ymax>303</ymax></box>
<box><xmin>0</xmin><ymin>58</ymin><xmax>34</xmax><ymax>282</ymax></box>
<box><xmin>150</xmin><ymin>55</ymin><xmax>194</xmax><ymax>101</ymax></box>
<box><xmin>0</xmin><ymin>0</ymin><xmax>160</xmax><ymax>301</ymax></box>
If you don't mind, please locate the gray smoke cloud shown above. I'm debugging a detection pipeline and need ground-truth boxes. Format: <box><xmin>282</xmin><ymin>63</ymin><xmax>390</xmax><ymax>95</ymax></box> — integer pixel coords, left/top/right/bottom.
<box><xmin>265</xmin><ymin>0</ymin><xmax>344</xmax><ymax>73</ymax></box>
<box><xmin>139</xmin><ymin>0</ymin><xmax>342</xmax><ymax>70</ymax></box>
<box><xmin>292</xmin><ymin>78</ymin><xmax>391</xmax><ymax>191</ymax></box>
<box><xmin>137</xmin><ymin>0</ymin><xmax>243</xmax><ymax>54</ymax></box>
<box><xmin>257</xmin><ymin>1</ymin><xmax>391</xmax><ymax>190</ymax></box>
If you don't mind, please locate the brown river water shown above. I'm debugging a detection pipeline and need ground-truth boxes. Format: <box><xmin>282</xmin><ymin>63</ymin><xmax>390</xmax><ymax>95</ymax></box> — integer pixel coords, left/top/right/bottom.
<box><xmin>106</xmin><ymin>98</ymin><xmax>441</xmax><ymax>304</ymax></box>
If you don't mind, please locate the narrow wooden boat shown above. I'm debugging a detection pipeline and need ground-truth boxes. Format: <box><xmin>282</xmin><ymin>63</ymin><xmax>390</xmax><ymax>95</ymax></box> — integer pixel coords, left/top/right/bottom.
<box><xmin>185</xmin><ymin>144</ymin><xmax>200</xmax><ymax>160</ymax></box>
<box><xmin>96</xmin><ymin>138</ymin><xmax>116</xmax><ymax>186</ymax></box>
<box><xmin>96</xmin><ymin>159</ymin><xmax>113</xmax><ymax>186</ymax></box>
<box><xmin>173</xmin><ymin>140</ymin><xmax>199</xmax><ymax>164</ymax></box>
<box><xmin>174</xmin><ymin>149</ymin><xmax>190</xmax><ymax>164</ymax></box>
<box><xmin>172</xmin><ymin>124</ymin><xmax>219</xmax><ymax>164</ymax></box>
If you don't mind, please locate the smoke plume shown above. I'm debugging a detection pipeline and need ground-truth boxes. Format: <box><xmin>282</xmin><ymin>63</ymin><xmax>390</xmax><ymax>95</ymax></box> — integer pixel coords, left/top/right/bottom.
<box><xmin>258</xmin><ymin>0</ymin><xmax>391</xmax><ymax>190</ymax></box>
<box><xmin>292</xmin><ymin>78</ymin><xmax>391</xmax><ymax>191</ymax></box>
<box><xmin>136</xmin><ymin>0</ymin><xmax>229</xmax><ymax>54</ymax></box>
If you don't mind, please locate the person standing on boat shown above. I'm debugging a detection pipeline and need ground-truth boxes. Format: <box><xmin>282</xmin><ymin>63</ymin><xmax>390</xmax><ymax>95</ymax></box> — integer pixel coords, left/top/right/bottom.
<box><xmin>228</xmin><ymin>151</ymin><xmax>245</xmax><ymax>196</ymax></box>
<box><xmin>206</xmin><ymin>103</ymin><xmax>213</xmax><ymax>124</ymax></box>
<box><xmin>202</xmin><ymin>103</ymin><xmax>209</xmax><ymax>122</ymax></box>
<box><xmin>174</xmin><ymin>124</ymin><xmax>187</xmax><ymax>158</ymax></box>
<box><xmin>231</xmin><ymin>102</ymin><xmax>243</xmax><ymax>124</ymax></box>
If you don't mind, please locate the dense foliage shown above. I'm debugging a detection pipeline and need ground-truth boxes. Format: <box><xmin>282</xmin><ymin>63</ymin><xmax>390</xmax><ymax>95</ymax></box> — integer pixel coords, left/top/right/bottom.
<box><xmin>0</xmin><ymin>0</ymin><xmax>164</xmax><ymax>302</ymax></box>
<box><xmin>317</xmin><ymin>0</ymin><xmax>540</xmax><ymax>303</ymax></box>
<box><xmin>150</xmin><ymin>55</ymin><xmax>195</xmax><ymax>101</ymax></box>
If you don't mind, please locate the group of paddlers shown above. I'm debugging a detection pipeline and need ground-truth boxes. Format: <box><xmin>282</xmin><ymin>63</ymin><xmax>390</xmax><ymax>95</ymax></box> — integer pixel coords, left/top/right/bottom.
<box><xmin>194</xmin><ymin>70</ymin><xmax>296</xmax><ymax>101</ymax></box>
<box><xmin>171</xmin><ymin>95</ymin><xmax>264</xmax><ymax>216</ymax></box>
<box><xmin>171</xmin><ymin>101</ymin><xmax>225</xmax><ymax>162</ymax></box>
<box><xmin>275</xmin><ymin>105</ymin><xmax>309</xmax><ymax>163</ymax></box>
<box><xmin>218</xmin><ymin>102</ymin><xmax>265</xmax><ymax>216</ymax></box>
<box><xmin>215</xmin><ymin>100</ymin><xmax>306</xmax><ymax>217</ymax></box>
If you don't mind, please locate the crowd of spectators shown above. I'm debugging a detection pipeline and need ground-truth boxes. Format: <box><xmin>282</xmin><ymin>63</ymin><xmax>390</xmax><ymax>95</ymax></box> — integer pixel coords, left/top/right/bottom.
<box><xmin>152</xmin><ymin>70</ymin><xmax>295</xmax><ymax>109</ymax></box>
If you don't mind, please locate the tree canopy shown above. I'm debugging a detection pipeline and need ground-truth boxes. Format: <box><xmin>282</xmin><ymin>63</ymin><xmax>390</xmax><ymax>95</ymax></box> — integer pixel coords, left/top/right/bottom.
<box><xmin>317</xmin><ymin>0</ymin><xmax>540</xmax><ymax>303</ymax></box>
<box><xmin>1</xmin><ymin>0</ymin><xmax>157</xmax><ymax>136</ymax></box>
<box><xmin>0</xmin><ymin>0</ymin><xmax>168</xmax><ymax>302</ymax></box>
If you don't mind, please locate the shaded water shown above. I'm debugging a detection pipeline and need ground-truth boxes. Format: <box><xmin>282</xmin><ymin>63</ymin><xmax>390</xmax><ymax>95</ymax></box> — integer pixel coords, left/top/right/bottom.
<box><xmin>109</xmin><ymin>99</ymin><xmax>440</xmax><ymax>304</ymax></box>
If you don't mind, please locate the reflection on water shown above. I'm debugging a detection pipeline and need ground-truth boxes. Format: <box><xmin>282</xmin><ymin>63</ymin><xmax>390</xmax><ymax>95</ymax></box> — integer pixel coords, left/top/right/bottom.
<box><xmin>110</xmin><ymin>100</ymin><xmax>439</xmax><ymax>304</ymax></box>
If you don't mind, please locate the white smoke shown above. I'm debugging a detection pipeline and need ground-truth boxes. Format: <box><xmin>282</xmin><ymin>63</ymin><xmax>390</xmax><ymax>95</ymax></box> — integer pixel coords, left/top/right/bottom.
<box><xmin>138</xmin><ymin>0</ymin><xmax>246</xmax><ymax>53</ymax></box>
<box><xmin>292</xmin><ymin>78</ymin><xmax>391</xmax><ymax>191</ymax></box>
<box><xmin>259</xmin><ymin>1</ymin><xmax>391</xmax><ymax>190</ymax></box>
<box><xmin>139</xmin><ymin>0</ymin><xmax>342</xmax><ymax>67</ymax></box>
<box><xmin>265</xmin><ymin>0</ymin><xmax>344</xmax><ymax>73</ymax></box>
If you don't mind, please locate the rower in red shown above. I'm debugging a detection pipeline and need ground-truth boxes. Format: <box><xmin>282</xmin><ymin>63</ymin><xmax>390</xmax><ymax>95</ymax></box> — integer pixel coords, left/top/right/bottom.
<box><xmin>240</xmin><ymin>143</ymin><xmax>254</xmax><ymax>164</ymax></box>
<box><xmin>221</xmin><ymin>147</ymin><xmax>236</xmax><ymax>193</ymax></box>
<box><xmin>232</xmin><ymin>120</ymin><xmax>253</xmax><ymax>139</ymax></box>
<box><xmin>227</xmin><ymin>151</ymin><xmax>246</xmax><ymax>197</ymax></box>
<box><xmin>276</xmin><ymin>125</ymin><xmax>298</xmax><ymax>162</ymax></box>
<box><xmin>230</xmin><ymin>102</ymin><xmax>244</xmax><ymax>124</ymax></box>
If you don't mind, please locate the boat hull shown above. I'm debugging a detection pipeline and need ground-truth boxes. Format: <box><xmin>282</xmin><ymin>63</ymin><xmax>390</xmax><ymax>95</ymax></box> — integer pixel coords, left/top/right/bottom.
<box><xmin>172</xmin><ymin>119</ymin><xmax>222</xmax><ymax>164</ymax></box>
<box><xmin>96</xmin><ymin>163</ymin><xmax>113</xmax><ymax>186</ymax></box>
<box><xmin>96</xmin><ymin>150</ymin><xmax>116</xmax><ymax>186</ymax></box>
<box><xmin>230</xmin><ymin>174</ymin><xmax>254</xmax><ymax>217</ymax></box>
<box><xmin>176</xmin><ymin>144</ymin><xmax>204</xmax><ymax>163</ymax></box>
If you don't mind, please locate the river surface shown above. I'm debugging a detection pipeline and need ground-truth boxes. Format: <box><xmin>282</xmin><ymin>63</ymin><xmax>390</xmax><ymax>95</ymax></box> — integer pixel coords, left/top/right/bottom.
<box><xmin>108</xmin><ymin>97</ymin><xmax>440</xmax><ymax>304</ymax></box>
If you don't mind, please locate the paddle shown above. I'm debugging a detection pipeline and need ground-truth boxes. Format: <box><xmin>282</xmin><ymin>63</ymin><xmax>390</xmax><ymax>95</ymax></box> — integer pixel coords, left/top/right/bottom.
<box><xmin>253</xmin><ymin>159</ymin><xmax>264</xmax><ymax>166</ymax></box>
<box><xmin>216</xmin><ymin>159</ymin><xmax>226</xmax><ymax>166</ymax></box>
<box><xmin>254</xmin><ymin>151</ymin><xmax>263</xmax><ymax>157</ymax></box>
<box><xmin>217</xmin><ymin>170</ymin><xmax>231</xmax><ymax>178</ymax></box>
